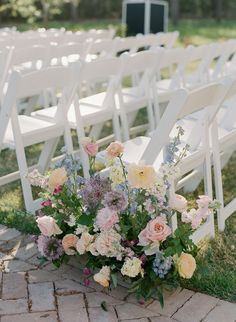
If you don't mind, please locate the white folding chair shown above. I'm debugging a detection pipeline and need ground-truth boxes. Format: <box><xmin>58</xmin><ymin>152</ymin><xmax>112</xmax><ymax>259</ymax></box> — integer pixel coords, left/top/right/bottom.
<box><xmin>112</xmin><ymin>36</ymin><xmax>137</xmax><ymax>56</ymax></box>
<box><xmin>116</xmin><ymin>50</ymin><xmax>159</xmax><ymax>141</ymax></box>
<box><xmin>211</xmin><ymin>78</ymin><xmax>236</xmax><ymax>231</ymax></box>
<box><xmin>120</xmin><ymin>83</ymin><xmax>227</xmax><ymax>243</ymax></box>
<box><xmin>0</xmin><ymin>66</ymin><xmax>77</xmax><ymax>213</ymax></box>
<box><xmin>156</xmin><ymin>31</ymin><xmax>179</xmax><ymax>49</ymax></box>
<box><xmin>31</xmin><ymin>57</ymin><xmax>122</xmax><ymax>177</ymax></box>
<box><xmin>0</xmin><ymin>45</ymin><xmax>50</xmax><ymax>108</ymax></box>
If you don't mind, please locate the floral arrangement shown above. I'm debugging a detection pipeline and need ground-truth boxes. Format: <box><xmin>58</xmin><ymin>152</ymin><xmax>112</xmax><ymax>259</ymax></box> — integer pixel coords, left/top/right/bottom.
<box><xmin>28</xmin><ymin>130</ymin><xmax>219</xmax><ymax>306</ymax></box>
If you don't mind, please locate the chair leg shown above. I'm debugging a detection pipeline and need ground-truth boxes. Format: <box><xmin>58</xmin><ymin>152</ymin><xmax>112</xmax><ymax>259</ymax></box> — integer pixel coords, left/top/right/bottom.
<box><xmin>112</xmin><ymin>112</ymin><xmax>121</xmax><ymax>141</ymax></box>
<box><xmin>38</xmin><ymin>138</ymin><xmax>59</xmax><ymax>174</ymax></box>
<box><xmin>15</xmin><ymin>146</ymin><xmax>35</xmax><ymax>214</ymax></box>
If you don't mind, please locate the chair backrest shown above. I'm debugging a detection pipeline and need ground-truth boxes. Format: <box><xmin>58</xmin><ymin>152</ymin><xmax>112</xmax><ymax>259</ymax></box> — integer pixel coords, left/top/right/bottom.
<box><xmin>156</xmin><ymin>47</ymin><xmax>190</xmax><ymax>89</ymax></box>
<box><xmin>86</xmin><ymin>39</ymin><xmax>114</xmax><ymax>58</ymax></box>
<box><xmin>132</xmin><ymin>34</ymin><xmax>160</xmax><ymax>52</ymax></box>
<box><xmin>156</xmin><ymin>31</ymin><xmax>179</xmax><ymax>48</ymax></box>
<box><xmin>120</xmin><ymin>50</ymin><xmax>158</xmax><ymax>77</ymax></box>
<box><xmin>0</xmin><ymin>65</ymin><xmax>78</xmax><ymax>149</ymax></box>
<box><xmin>141</xmin><ymin>83</ymin><xmax>227</xmax><ymax>164</ymax></box>
<box><xmin>0</xmin><ymin>45</ymin><xmax>50</xmax><ymax>104</ymax></box>
<box><xmin>49</xmin><ymin>42</ymin><xmax>89</xmax><ymax>64</ymax></box>
<box><xmin>182</xmin><ymin>44</ymin><xmax>215</xmax><ymax>87</ymax></box>
<box><xmin>112</xmin><ymin>36</ymin><xmax>137</xmax><ymax>55</ymax></box>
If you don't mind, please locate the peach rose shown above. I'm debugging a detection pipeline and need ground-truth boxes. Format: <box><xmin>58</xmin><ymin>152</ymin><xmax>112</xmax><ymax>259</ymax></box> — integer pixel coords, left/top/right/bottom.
<box><xmin>93</xmin><ymin>266</ymin><xmax>110</xmax><ymax>288</ymax></box>
<box><xmin>106</xmin><ymin>141</ymin><xmax>124</xmax><ymax>159</ymax></box>
<box><xmin>176</xmin><ymin>253</ymin><xmax>196</xmax><ymax>279</ymax></box>
<box><xmin>127</xmin><ymin>162</ymin><xmax>157</xmax><ymax>190</ymax></box>
<box><xmin>48</xmin><ymin>167</ymin><xmax>67</xmax><ymax>191</ymax></box>
<box><xmin>81</xmin><ymin>137</ymin><xmax>98</xmax><ymax>157</ymax></box>
<box><xmin>95</xmin><ymin>208</ymin><xmax>119</xmax><ymax>231</ymax></box>
<box><xmin>169</xmin><ymin>194</ymin><xmax>187</xmax><ymax>213</ymax></box>
<box><xmin>138</xmin><ymin>217</ymin><xmax>171</xmax><ymax>245</ymax></box>
<box><xmin>62</xmin><ymin>234</ymin><xmax>79</xmax><ymax>255</ymax></box>
<box><xmin>76</xmin><ymin>232</ymin><xmax>94</xmax><ymax>255</ymax></box>
<box><xmin>36</xmin><ymin>216</ymin><xmax>62</xmax><ymax>237</ymax></box>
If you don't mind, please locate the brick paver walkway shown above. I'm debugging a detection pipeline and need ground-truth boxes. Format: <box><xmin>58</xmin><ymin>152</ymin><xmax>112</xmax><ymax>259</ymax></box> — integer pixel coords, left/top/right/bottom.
<box><xmin>0</xmin><ymin>224</ymin><xmax>235</xmax><ymax>322</ymax></box>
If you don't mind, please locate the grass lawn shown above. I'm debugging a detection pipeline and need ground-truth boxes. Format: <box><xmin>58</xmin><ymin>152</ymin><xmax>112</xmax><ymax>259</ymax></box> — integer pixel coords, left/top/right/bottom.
<box><xmin>0</xmin><ymin>18</ymin><xmax>236</xmax><ymax>302</ymax></box>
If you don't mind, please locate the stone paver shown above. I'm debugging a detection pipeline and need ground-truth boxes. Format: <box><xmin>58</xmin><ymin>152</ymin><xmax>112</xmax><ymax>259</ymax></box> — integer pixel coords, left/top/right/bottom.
<box><xmin>0</xmin><ymin>228</ymin><xmax>21</xmax><ymax>241</ymax></box>
<box><xmin>1</xmin><ymin>312</ymin><xmax>58</xmax><ymax>322</ymax></box>
<box><xmin>0</xmin><ymin>299</ymin><xmax>28</xmax><ymax>315</ymax></box>
<box><xmin>173</xmin><ymin>293</ymin><xmax>219</xmax><ymax>322</ymax></box>
<box><xmin>116</xmin><ymin>303</ymin><xmax>158</xmax><ymax>320</ymax></box>
<box><xmin>57</xmin><ymin>294</ymin><xmax>89</xmax><ymax>322</ymax></box>
<box><xmin>86</xmin><ymin>291</ymin><xmax>123</xmax><ymax>307</ymax></box>
<box><xmin>203</xmin><ymin>300</ymin><xmax>236</xmax><ymax>322</ymax></box>
<box><xmin>122</xmin><ymin>319</ymin><xmax>149</xmax><ymax>322</ymax></box>
<box><xmin>2</xmin><ymin>272</ymin><xmax>27</xmax><ymax>299</ymax></box>
<box><xmin>29</xmin><ymin>281</ymin><xmax>55</xmax><ymax>312</ymax></box>
<box><xmin>0</xmin><ymin>252</ymin><xmax>13</xmax><ymax>261</ymax></box>
<box><xmin>13</xmin><ymin>242</ymin><xmax>38</xmax><ymax>261</ymax></box>
<box><xmin>88</xmin><ymin>306</ymin><xmax>118</xmax><ymax>322</ymax></box>
<box><xmin>147</xmin><ymin>288</ymin><xmax>194</xmax><ymax>317</ymax></box>
<box><xmin>3</xmin><ymin>259</ymin><xmax>35</xmax><ymax>272</ymax></box>
<box><xmin>28</xmin><ymin>268</ymin><xmax>64</xmax><ymax>283</ymax></box>
<box><xmin>0</xmin><ymin>225</ymin><xmax>234</xmax><ymax>322</ymax></box>
<box><xmin>150</xmin><ymin>317</ymin><xmax>177</xmax><ymax>322</ymax></box>
<box><xmin>55</xmin><ymin>279</ymin><xmax>93</xmax><ymax>295</ymax></box>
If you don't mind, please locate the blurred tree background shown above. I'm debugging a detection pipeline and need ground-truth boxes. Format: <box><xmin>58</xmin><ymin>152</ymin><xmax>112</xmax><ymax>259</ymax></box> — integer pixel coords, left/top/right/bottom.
<box><xmin>0</xmin><ymin>0</ymin><xmax>235</xmax><ymax>24</ymax></box>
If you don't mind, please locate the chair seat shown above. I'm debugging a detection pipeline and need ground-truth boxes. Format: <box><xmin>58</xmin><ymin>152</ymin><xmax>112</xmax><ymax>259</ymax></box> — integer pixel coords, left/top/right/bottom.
<box><xmin>32</xmin><ymin>92</ymin><xmax>113</xmax><ymax>128</ymax></box>
<box><xmin>122</xmin><ymin>136</ymin><xmax>205</xmax><ymax>177</ymax></box>
<box><xmin>3</xmin><ymin>115</ymin><xmax>63</xmax><ymax>149</ymax></box>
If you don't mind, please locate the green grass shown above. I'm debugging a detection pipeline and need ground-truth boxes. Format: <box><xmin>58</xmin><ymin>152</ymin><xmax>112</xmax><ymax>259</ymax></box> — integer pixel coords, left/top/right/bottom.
<box><xmin>0</xmin><ymin>18</ymin><xmax>236</xmax><ymax>302</ymax></box>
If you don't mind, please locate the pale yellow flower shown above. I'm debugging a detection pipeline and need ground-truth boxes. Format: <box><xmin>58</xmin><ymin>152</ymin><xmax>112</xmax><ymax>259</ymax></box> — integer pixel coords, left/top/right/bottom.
<box><xmin>110</xmin><ymin>165</ymin><xmax>125</xmax><ymax>186</ymax></box>
<box><xmin>94</xmin><ymin>266</ymin><xmax>110</xmax><ymax>288</ymax></box>
<box><xmin>127</xmin><ymin>162</ymin><xmax>157</xmax><ymax>190</ymax></box>
<box><xmin>121</xmin><ymin>257</ymin><xmax>144</xmax><ymax>278</ymax></box>
<box><xmin>48</xmin><ymin>167</ymin><xmax>67</xmax><ymax>191</ymax></box>
<box><xmin>176</xmin><ymin>253</ymin><xmax>196</xmax><ymax>279</ymax></box>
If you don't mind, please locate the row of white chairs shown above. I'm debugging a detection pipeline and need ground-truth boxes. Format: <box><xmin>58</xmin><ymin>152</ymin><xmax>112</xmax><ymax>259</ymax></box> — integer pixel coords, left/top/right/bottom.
<box><xmin>0</xmin><ymin>57</ymin><xmax>236</xmax><ymax>245</ymax></box>
<box><xmin>1</xmin><ymin>38</ymin><xmax>236</xmax><ymax>242</ymax></box>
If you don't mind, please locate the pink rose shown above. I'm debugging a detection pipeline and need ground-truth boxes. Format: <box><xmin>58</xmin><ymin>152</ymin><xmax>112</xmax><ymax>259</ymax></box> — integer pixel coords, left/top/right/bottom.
<box><xmin>169</xmin><ymin>194</ymin><xmax>187</xmax><ymax>213</ymax></box>
<box><xmin>41</xmin><ymin>200</ymin><xmax>52</xmax><ymax>207</ymax></box>
<box><xmin>138</xmin><ymin>217</ymin><xmax>171</xmax><ymax>245</ymax></box>
<box><xmin>106</xmin><ymin>141</ymin><xmax>124</xmax><ymax>159</ymax></box>
<box><xmin>81</xmin><ymin>137</ymin><xmax>98</xmax><ymax>156</ymax></box>
<box><xmin>196</xmin><ymin>195</ymin><xmax>212</xmax><ymax>209</ymax></box>
<box><xmin>36</xmin><ymin>216</ymin><xmax>62</xmax><ymax>237</ymax></box>
<box><xmin>96</xmin><ymin>208</ymin><xmax>119</xmax><ymax>231</ymax></box>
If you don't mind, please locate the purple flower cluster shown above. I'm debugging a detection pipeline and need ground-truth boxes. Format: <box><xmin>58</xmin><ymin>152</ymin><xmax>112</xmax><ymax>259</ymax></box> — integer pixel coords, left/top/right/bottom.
<box><xmin>80</xmin><ymin>175</ymin><xmax>111</xmax><ymax>209</ymax></box>
<box><xmin>103</xmin><ymin>190</ymin><xmax>128</xmax><ymax>212</ymax></box>
<box><xmin>37</xmin><ymin>235</ymin><xmax>64</xmax><ymax>261</ymax></box>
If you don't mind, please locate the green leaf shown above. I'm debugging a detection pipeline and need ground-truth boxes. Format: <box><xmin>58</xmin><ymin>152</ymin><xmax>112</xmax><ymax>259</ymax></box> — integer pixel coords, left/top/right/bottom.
<box><xmin>111</xmin><ymin>273</ymin><xmax>118</xmax><ymax>288</ymax></box>
<box><xmin>101</xmin><ymin>301</ymin><xmax>108</xmax><ymax>311</ymax></box>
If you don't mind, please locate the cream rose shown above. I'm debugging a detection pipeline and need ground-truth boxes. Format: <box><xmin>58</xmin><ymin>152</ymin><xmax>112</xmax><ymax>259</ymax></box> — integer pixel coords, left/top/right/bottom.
<box><xmin>127</xmin><ymin>162</ymin><xmax>157</xmax><ymax>190</ymax></box>
<box><xmin>106</xmin><ymin>141</ymin><xmax>124</xmax><ymax>159</ymax></box>
<box><xmin>94</xmin><ymin>266</ymin><xmax>110</xmax><ymax>288</ymax></box>
<box><xmin>48</xmin><ymin>167</ymin><xmax>67</xmax><ymax>191</ymax></box>
<box><xmin>62</xmin><ymin>234</ymin><xmax>79</xmax><ymax>255</ymax></box>
<box><xmin>36</xmin><ymin>216</ymin><xmax>62</xmax><ymax>237</ymax></box>
<box><xmin>76</xmin><ymin>232</ymin><xmax>94</xmax><ymax>255</ymax></box>
<box><xmin>169</xmin><ymin>194</ymin><xmax>187</xmax><ymax>213</ymax></box>
<box><xmin>176</xmin><ymin>253</ymin><xmax>196</xmax><ymax>279</ymax></box>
